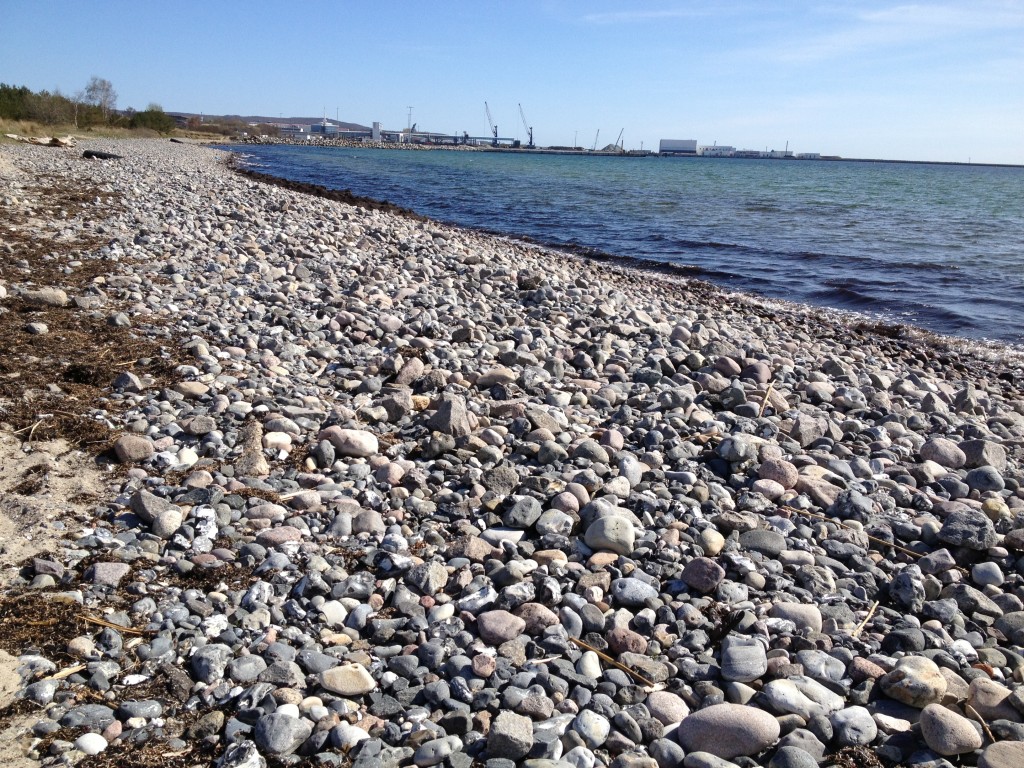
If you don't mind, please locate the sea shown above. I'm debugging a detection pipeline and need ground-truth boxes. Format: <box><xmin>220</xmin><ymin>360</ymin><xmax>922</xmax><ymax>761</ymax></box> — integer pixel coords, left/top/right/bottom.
<box><xmin>224</xmin><ymin>144</ymin><xmax>1024</xmax><ymax>347</ymax></box>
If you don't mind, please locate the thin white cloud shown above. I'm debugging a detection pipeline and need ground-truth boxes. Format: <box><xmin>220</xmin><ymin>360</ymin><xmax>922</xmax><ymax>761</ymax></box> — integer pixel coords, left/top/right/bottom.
<box><xmin>581</xmin><ymin>8</ymin><xmax>711</xmax><ymax>24</ymax></box>
<box><xmin>772</xmin><ymin>2</ymin><xmax>1024</xmax><ymax>63</ymax></box>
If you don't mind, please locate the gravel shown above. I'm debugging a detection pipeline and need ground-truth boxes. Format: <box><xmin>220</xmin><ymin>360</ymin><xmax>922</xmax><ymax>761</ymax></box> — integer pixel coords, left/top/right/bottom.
<box><xmin>3</xmin><ymin>138</ymin><xmax>1024</xmax><ymax>768</ymax></box>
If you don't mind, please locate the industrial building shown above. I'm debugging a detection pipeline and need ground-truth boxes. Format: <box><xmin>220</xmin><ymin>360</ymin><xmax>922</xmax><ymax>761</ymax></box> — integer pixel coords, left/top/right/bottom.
<box><xmin>697</xmin><ymin>144</ymin><xmax>736</xmax><ymax>157</ymax></box>
<box><xmin>659</xmin><ymin>139</ymin><xmax>697</xmax><ymax>155</ymax></box>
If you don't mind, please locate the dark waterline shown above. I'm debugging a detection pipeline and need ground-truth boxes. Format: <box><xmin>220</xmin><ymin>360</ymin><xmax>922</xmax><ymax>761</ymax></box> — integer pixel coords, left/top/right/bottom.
<box><xmin>221</xmin><ymin>145</ymin><xmax>1024</xmax><ymax>346</ymax></box>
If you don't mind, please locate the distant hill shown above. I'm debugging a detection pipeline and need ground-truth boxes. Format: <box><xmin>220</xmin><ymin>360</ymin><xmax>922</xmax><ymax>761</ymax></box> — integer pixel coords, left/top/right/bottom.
<box><xmin>168</xmin><ymin>113</ymin><xmax>371</xmax><ymax>131</ymax></box>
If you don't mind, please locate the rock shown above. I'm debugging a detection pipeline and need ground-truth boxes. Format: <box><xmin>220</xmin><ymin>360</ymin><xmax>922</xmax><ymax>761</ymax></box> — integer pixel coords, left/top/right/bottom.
<box><xmin>967</xmin><ymin>677</ymin><xmax>1020</xmax><ymax>722</ymax></box>
<box><xmin>768</xmin><ymin>603</ymin><xmax>822</xmax><ymax>633</ymax></box>
<box><xmin>487</xmin><ymin>711</ymin><xmax>533</xmax><ymax>760</ymax></box>
<box><xmin>919</xmin><ymin>703</ymin><xmax>983</xmax><ymax>755</ymax></box>
<box><xmin>414</xmin><ymin>736</ymin><xmax>463</xmax><ymax>767</ymax></box>
<box><xmin>477</xmin><ymin>610</ymin><xmax>526</xmax><ymax>645</ymax></box>
<box><xmin>938</xmin><ymin>508</ymin><xmax>998</xmax><ymax>550</ymax></box>
<box><xmin>319</xmin><ymin>426</ymin><xmax>378</xmax><ymax>457</ymax></box>
<box><xmin>584</xmin><ymin>515</ymin><xmax>635</xmax><ymax>556</ymax></box>
<box><xmin>829</xmin><ymin>706</ymin><xmax>877</xmax><ymax>747</ymax></box>
<box><xmin>73</xmin><ymin>733</ymin><xmax>108</xmax><ymax>755</ymax></box>
<box><xmin>676</xmin><ymin>703</ymin><xmax>780</xmax><ymax>759</ymax></box>
<box><xmin>920</xmin><ymin>437</ymin><xmax>967</xmax><ymax>468</ymax></box>
<box><xmin>720</xmin><ymin>635</ymin><xmax>768</xmax><ymax>682</ymax></box>
<box><xmin>680</xmin><ymin>557</ymin><xmax>725</xmax><ymax>594</ymax></box>
<box><xmin>879</xmin><ymin>656</ymin><xmax>947</xmax><ymax>708</ymax></box>
<box><xmin>254</xmin><ymin>712</ymin><xmax>312</xmax><ymax>755</ymax></box>
<box><xmin>22</xmin><ymin>287</ymin><xmax>69</xmax><ymax>307</ymax></box>
<box><xmin>980</xmin><ymin>741</ymin><xmax>1024</xmax><ymax>768</ymax></box>
<box><xmin>427</xmin><ymin>393</ymin><xmax>473</xmax><ymax>437</ymax></box>
<box><xmin>320</xmin><ymin>663</ymin><xmax>376</xmax><ymax>695</ymax></box>
<box><xmin>114</xmin><ymin>434</ymin><xmax>155</xmax><ymax>463</ymax></box>
<box><xmin>646</xmin><ymin>691</ymin><xmax>690</xmax><ymax>726</ymax></box>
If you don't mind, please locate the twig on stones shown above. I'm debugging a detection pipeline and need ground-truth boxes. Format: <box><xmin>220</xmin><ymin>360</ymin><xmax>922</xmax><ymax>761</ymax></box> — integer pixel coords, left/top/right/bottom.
<box><xmin>780</xmin><ymin>504</ymin><xmax>923</xmax><ymax>559</ymax></box>
<box><xmin>82</xmin><ymin>614</ymin><xmax>148</xmax><ymax>636</ymax></box>
<box><xmin>758</xmin><ymin>382</ymin><xmax>775</xmax><ymax>419</ymax></box>
<box><xmin>42</xmin><ymin>664</ymin><xmax>86</xmax><ymax>681</ymax></box>
<box><xmin>852</xmin><ymin>601</ymin><xmax>879</xmax><ymax>637</ymax></box>
<box><xmin>966</xmin><ymin>703</ymin><xmax>996</xmax><ymax>744</ymax></box>
<box><xmin>568</xmin><ymin>635</ymin><xmax>656</xmax><ymax>687</ymax></box>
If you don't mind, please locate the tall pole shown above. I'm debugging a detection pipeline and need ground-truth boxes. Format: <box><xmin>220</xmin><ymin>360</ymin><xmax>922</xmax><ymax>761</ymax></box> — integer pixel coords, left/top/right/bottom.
<box><xmin>407</xmin><ymin>106</ymin><xmax>413</xmax><ymax>131</ymax></box>
<box><xmin>574</xmin><ymin>130</ymin><xmax>577</xmax><ymax>149</ymax></box>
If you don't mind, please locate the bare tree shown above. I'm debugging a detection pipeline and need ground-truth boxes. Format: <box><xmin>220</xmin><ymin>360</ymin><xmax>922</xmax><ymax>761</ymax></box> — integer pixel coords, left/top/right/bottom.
<box><xmin>84</xmin><ymin>76</ymin><xmax>116</xmax><ymax>121</ymax></box>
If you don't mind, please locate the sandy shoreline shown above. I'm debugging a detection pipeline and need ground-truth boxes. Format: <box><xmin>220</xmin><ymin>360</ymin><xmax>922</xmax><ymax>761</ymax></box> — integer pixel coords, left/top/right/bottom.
<box><xmin>2</xmin><ymin>138</ymin><xmax>1024</xmax><ymax>768</ymax></box>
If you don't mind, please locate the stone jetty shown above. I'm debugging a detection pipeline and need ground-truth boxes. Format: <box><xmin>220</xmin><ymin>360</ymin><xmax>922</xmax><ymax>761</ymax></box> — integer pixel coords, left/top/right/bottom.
<box><xmin>1</xmin><ymin>138</ymin><xmax>1024</xmax><ymax>768</ymax></box>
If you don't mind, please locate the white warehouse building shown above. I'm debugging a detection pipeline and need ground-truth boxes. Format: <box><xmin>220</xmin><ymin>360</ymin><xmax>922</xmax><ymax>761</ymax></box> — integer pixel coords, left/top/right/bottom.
<box><xmin>659</xmin><ymin>139</ymin><xmax>698</xmax><ymax>155</ymax></box>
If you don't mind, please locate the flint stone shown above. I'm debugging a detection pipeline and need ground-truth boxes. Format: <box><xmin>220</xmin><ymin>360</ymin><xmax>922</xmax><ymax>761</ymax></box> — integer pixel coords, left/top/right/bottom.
<box><xmin>919</xmin><ymin>703</ymin><xmax>983</xmax><ymax>755</ymax></box>
<box><xmin>721</xmin><ymin>635</ymin><xmax>768</xmax><ymax>682</ymax></box>
<box><xmin>938</xmin><ymin>508</ymin><xmax>997</xmax><ymax>550</ymax></box>
<box><xmin>254</xmin><ymin>712</ymin><xmax>312</xmax><ymax>755</ymax></box>
<box><xmin>610</xmin><ymin>577</ymin><xmax>659</xmax><ymax>608</ymax></box>
<box><xmin>584</xmin><ymin>515</ymin><xmax>635</xmax><ymax>556</ymax></box>
<box><xmin>677</xmin><ymin>703</ymin><xmax>781</xmax><ymax>759</ymax></box>
<box><xmin>191</xmin><ymin>643</ymin><xmax>232</xmax><ymax>684</ymax></box>
<box><xmin>830</xmin><ymin>706</ymin><xmax>877</xmax><ymax>747</ymax></box>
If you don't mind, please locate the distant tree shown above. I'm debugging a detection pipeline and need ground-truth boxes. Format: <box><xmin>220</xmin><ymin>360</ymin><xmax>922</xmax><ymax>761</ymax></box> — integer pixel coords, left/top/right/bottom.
<box><xmin>83</xmin><ymin>76</ymin><xmax>116</xmax><ymax>121</ymax></box>
<box><xmin>130</xmin><ymin>104</ymin><xmax>175</xmax><ymax>134</ymax></box>
<box><xmin>0</xmin><ymin>83</ymin><xmax>32</xmax><ymax>120</ymax></box>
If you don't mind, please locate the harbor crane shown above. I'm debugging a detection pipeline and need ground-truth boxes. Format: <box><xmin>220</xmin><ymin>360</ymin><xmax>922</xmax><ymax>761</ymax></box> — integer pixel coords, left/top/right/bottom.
<box><xmin>615</xmin><ymin>128</ymin><xmax>624</xmax><ymax>151</ymax></box>
<box><xmin>484</xmin><ymin>102</ymin><xmax>498</xmax><ymax>146</ymax></box>
<box><xmin>592</xmin><ymin>129</ymin><xmax>600</xmax><ymax>151</ymax></box>
<box><xmin>518</xmin><ymin>103</ymin><xmax>534</xmax><ymax>148</ymax></box>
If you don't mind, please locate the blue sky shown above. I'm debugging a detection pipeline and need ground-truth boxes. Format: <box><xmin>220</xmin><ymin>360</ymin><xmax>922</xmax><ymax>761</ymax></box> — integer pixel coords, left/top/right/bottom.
<box><xmin>3</xmin><ymin>1</ymin><xmax>1023</xmax><ymax>163</ymax></box>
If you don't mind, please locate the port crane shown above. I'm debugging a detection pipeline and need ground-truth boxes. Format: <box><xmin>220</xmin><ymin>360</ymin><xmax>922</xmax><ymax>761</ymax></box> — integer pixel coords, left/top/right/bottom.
<box><xmin>518</xmin><ymin>103</ymin><xmax>534</xmax><ymax>148</ymax></box>
<box><xmin>615</xmin><ymin>128</ymin><xmax>624</xmax><ymax>151</ymax></box>
<box><xmin>484</xmin><ymin>102</ymin><xmax>498</xmax><ymax>146</ymax></box>
<box><xmin>592</xmin><ymin>129</ymin><xmax>600</xmax><ymax>151</ymax></box>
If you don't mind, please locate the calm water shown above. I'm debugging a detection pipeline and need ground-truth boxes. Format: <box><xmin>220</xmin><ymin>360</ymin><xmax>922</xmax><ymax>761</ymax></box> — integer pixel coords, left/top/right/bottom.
<box><xmin>226</xmin><ymin>145</ymin><xmax>1024</xmax><ymax>346</ymax></box>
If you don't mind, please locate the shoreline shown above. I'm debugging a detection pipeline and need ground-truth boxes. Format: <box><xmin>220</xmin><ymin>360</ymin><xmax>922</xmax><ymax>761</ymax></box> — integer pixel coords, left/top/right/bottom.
<box><xmin>223</xmin><ymin>144</ymin><xmax>1024</xmax><ymax>363</ymax></box>
<box><xmin>2</xmin><ymin>138</ymin><xmax>1024</xmax><ymax>768</ymax></box>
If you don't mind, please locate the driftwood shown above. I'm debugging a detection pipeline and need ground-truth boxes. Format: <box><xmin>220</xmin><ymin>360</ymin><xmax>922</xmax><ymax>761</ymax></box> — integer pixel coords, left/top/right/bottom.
<box><xmin>83</xmin><ymin>149</ymin><xmax>122</xmax><ymax>160</ymax></box>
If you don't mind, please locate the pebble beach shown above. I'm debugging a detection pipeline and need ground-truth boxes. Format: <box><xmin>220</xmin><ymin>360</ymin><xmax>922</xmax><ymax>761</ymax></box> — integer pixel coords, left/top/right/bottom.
<box><xmin>2</xmin><ymin>138</ymin><xmax>1024</xmax><ymax>768</ymax></box>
